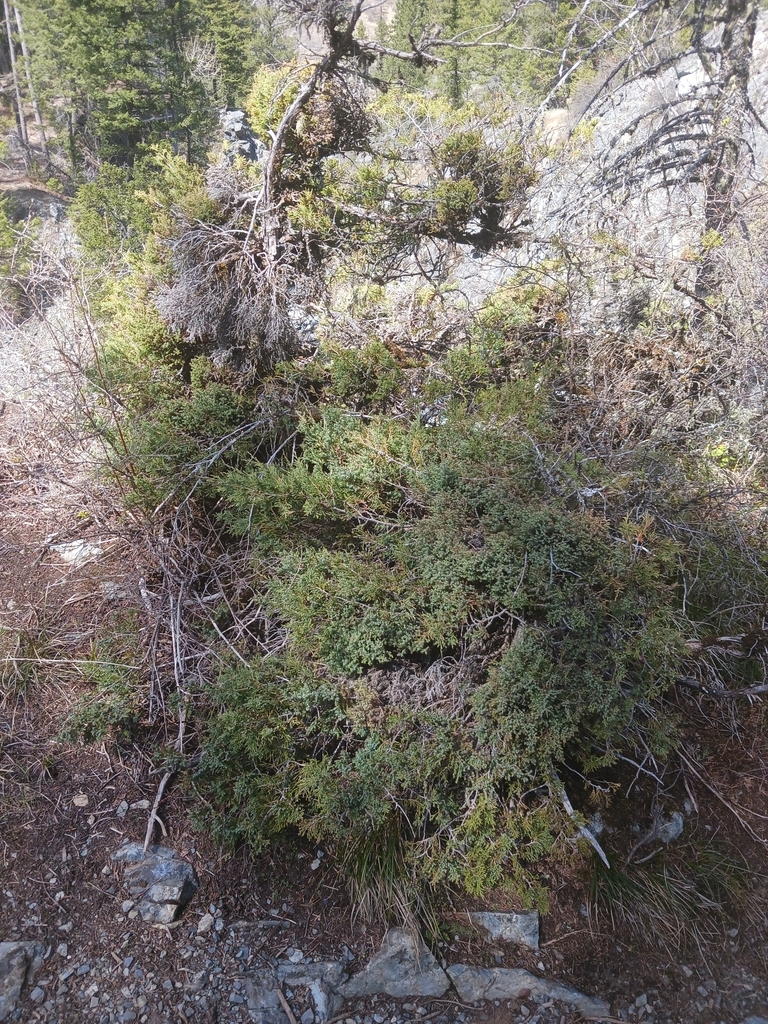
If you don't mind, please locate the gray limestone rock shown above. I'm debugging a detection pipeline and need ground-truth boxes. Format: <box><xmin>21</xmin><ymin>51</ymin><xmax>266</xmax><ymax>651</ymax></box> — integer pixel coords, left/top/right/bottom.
<box><xmin>243</xmin><ymin>967</ymin><xmax>288</xmax><ymax>1024</ymax></box>
<box><xmin>446</xmin><ymin>964</ymin><xmax>610</xmax><ymax>1017</ymax></box>
<box><xmin>0</xmin><ymin>942</ymin><xmax>43</xmax><ymax>1022</ymax></box>
<box><xmin>340</xmin><ymin>928</ymin><xmax>450</xmax><ymax>999</ymax></box>
<box><xmin>740</xmin><ymin>1018</ymin><xmax>768</xmax><ymax>1024</ymax></box>
<box><xmin>221</xmin><ymin>110</ymin><xmax>267</xmax><ymax>163</ymax></box>
<box><xmin>112</xmin><ymin>841</ymin><xmax>199</xmax><ymax>926</ymax></box>
<box><xmin>467</xmin><ymin>911</ymin><xmax>540</xmax><ymax>949</ymax></box>
<box><xmin>278</xmin><ymin>962</ymin><xmax>346</xmax><ymax>1022</ymax></box>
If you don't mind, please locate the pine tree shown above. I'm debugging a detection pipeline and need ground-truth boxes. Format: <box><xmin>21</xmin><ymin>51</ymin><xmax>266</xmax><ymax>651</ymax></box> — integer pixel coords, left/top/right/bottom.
<box><xmin>18</xmin><ymin>0</ymin><xmax>213</xmax><ymax>164</ymax></box>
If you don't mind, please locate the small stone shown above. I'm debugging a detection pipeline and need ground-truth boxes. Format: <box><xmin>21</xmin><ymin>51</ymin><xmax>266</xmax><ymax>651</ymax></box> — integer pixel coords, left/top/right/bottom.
<box><xmin>130</xmin><ymin>800</ymin><xmax>151</xmax><ymax>810</ymax></box>
<box><xmin>681</xmin><ymin>967</ymin><xmax>693</xmax><ymax>978</ymax></box>
<box><xmin>197</xmin><ymin>913</ymin><xmax>214</xmax><ymax>935</ymax></box>
<box><xmin>121</xmin><ymin>901</ymin><xmax>135</xmax><ymax>913</ymax></box>
<box><xmin>636</xmin><ymin>994</ymin><xmax>648</xmax><ymax>1007</ymax></box>
<box><xmin>311</xmin><ymin>859</ymin><xmax>322</xmax><ymax>871</ymax></box>
<box><xmin>116</xmin><ymin>801</ymin><xmax>129</xmax><ymax>818</ymax></box>
<box><xmin>77</xmin><ymin>963</ymin><xmax>91</xmax><ymax>976</ymax></box>
<box><xmin>30</xmin><ymin>986</ymin><xmax>45</xmax><ymax>1003</ymax></box>
<box><xmin>301</xmin><ymin>1010</ymin><xmax>315</xmax><ymax>1024</ymax></box>
<box><xmin>72</xmin><ymin>793</ymin><xmax>89</xmax><ymax>807</ymax></box>
<box><xmin>289</xmin><ymin>949</ymin><xmax>304</xmax><ymax>963</ymax></box>
<box><xmin>229</xmin><ymin>993</ymin><xmax>245</xmax><ymax>1004</ymax></box>
<box><xmin>56</xmin><ymin>944</ymin><xmax>68</xmax><ymax>957</ymax></box>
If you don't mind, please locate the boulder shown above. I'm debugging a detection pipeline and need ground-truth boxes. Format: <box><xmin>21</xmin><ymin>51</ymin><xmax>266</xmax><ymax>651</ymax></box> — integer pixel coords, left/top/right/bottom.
<box><xmin>112</xmin><ymin>841</ymin><xmax>198</xmax><ymax>926</ymax></box>
<box><xmin>0</xmin><ymin>942</ymin><xmax>43</xmax><ymax>1022</ymax></box>
<box><xmin>446</xmin><ymin>964</ymin><xmax>610</xmax><ymax>1017</ymax></box>
<box><xmin>340</xmin><ymin>928</ymin><xmax>450</xmax><ymax>999</ymax></box>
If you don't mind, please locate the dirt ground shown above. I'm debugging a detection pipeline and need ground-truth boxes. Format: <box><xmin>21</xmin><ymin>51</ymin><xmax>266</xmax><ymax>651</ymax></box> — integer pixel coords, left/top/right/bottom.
<box><xmin>2</xmin><ymin>223</ymin><xmax>768</xmax><ymax>1024</ymax></box>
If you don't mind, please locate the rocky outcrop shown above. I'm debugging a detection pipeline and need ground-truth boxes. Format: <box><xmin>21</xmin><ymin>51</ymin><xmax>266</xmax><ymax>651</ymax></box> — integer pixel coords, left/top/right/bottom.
<box><xmin>339</xmin><ymin>929</ymin><xmax>450</xmax><ymax>999</ymax></box>
<box><xmin>221</xmin><ymin>110</ymin><xmax>267</xmax><ymax>164</ymax></box>
<box><xmin>241</xmin><ymin>929</ymin><xmax>608</xmax><ymax>1024</ymax></box>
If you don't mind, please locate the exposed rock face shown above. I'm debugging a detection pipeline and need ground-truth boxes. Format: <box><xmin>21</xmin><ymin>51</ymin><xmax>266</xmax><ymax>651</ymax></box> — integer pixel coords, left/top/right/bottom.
<box><xmin>451</xmin><ymin>11</ymin><xmax>768</xmax><ymax>314</ymax></box>
<box><xmin>339</xmin><ymin>929</ymin><xmax>450</xmax><ymax>999</ymax></box>
<box><xmin>112</xmin><ymin>841</ymin><xmax>199</xmax><ymax>926</ymax></box>
<box><xmin>221</xmin><ymin>110</ymin><xmax>267</xmax><ymax>163</ymax></box>
<box><xmin>446</xmin><ymin>964</ymin><xmax>610</xmax><ymax>1017</ymax></box>
<box><xmin>0</xmin><ymin>942</ymin><xmax>43</xmax><ymax>1022</ymax></box>
<box><xmin>466</xmin><ymin>911</ymin><xmax>539</xmax><ymax>949</ymax></box>
<box><xmin>240</xmin><ymin>931</ymin><xmax>612</xmax><ymax>1023</ymax></box>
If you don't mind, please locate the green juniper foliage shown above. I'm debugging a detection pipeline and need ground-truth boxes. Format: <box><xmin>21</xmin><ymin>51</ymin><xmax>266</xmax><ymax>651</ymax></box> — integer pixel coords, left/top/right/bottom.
<box><xmin>193</xmin><ymin>342</ymin><xmax>700</xmax><ymax>901</ymax></box>
<box><xmin>29</xmin><ymin>0</ymin><xmax>767</xmax><ymax>920</ymax></box>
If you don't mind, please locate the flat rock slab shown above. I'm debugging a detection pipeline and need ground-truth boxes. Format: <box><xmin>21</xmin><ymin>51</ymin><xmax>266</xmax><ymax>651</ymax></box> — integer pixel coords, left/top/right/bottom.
<box><xmin>0</xmin><ymin>942</ymin><xmax>43</xmax><ymax>1022</ymax></box>
<box><xmin>244</xmin><ymin>967</ymin><xmax>288</xmax><ymax>1024</ymax></box>
<box><xmin>244</xmin><ymin>961</ymin><xmax>347</xmax><ymax>1024</ymax></box>
<box><xmin>340</xmin><ymin>928</ymin><xmax>450</xmax><ymax>999</ymax></box>
<box><xmin>112</xmin><ymin>841</ymin><xmax>199</xmax><ymax>926</ymax></box>
<box><xmin>447</xmin><ymin>964</ymin><xmax>610</xmax><ymax>1017</ymax></box>
<box><xmin>278</xmin><ymin>961</ymin><xmax>346</xmax><ymax>1021</ymax></box>
<box><xmin>466</xmin><ymin>911</ymin><xmax>539</xmax><ymax>949</ymax></box>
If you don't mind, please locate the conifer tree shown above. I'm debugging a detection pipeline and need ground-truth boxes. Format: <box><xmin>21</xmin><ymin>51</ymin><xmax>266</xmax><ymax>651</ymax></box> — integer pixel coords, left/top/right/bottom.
<box><xmin>17</xmin><ymin>0</ymin><xmax>213</xmax><ymax>164</ymax></box>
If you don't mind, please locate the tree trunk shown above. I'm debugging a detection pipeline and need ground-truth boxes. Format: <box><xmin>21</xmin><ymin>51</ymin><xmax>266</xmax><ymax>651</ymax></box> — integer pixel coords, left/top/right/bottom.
<box><xmin>13</xmin><ymin>5</ymin><xmax>49</xmax><ymax>166</ymax></box>
<box><xmin>2</xmin><ymin>0</ymin><xmax>30</xmax><ymax>169</ymax></box>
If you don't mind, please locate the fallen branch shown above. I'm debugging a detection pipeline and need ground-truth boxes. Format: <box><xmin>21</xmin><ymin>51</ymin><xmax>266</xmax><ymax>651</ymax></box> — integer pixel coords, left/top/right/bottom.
<box><xmin>677</xmin><ymin>676</ymin><xmax>768</xmax><ymax>698</ymax></box>
<box><xmin>144</xmin><ymin>770</ymin><xmax>174</xmax><ymax>853</ymax></box>
<box><xmin>277</xmin><ymin>987</ymin><xmax>298</xmax><ymax>1024</ymax></box>
<box><xmin>556</xmin><ymin>782</ymin><xmax>611</xmax><ymax>868</ymax></box>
